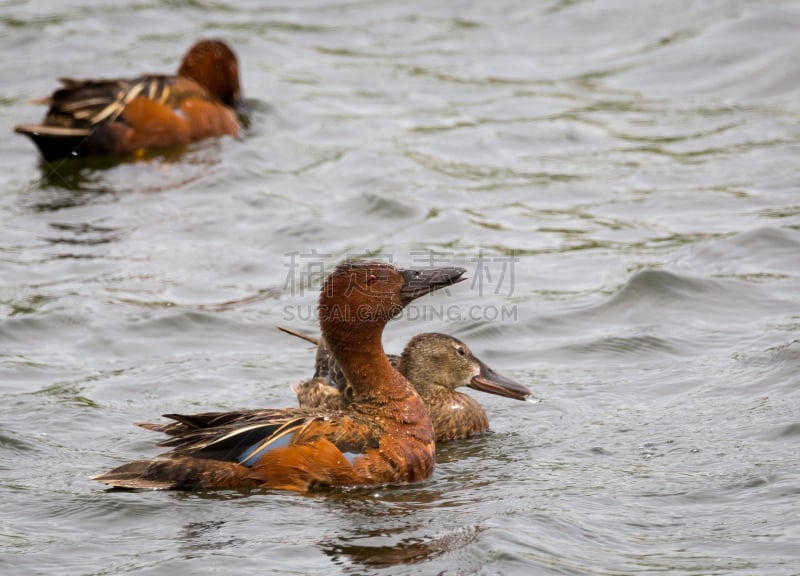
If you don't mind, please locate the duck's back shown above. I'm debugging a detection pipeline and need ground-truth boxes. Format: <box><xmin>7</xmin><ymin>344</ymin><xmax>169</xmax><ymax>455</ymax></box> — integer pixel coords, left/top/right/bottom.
<box><xmin>45</xmin><ymin>76</ymin><xmax>173</xmax><ymax>128</ymax></box>
<box><xmin>15</xmin><ymin>74</ymin><xmax>237</xmax><ymax>160</ymax></box>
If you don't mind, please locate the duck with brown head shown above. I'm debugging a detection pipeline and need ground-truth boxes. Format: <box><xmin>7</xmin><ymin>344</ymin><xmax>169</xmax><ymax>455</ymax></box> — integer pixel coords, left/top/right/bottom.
<box><xmin>15</xmin><ymin>39</ymin><xmax>246</xmax><ymax>161</ymax></box>
<box><xmin>92</xmin><ymin>261</ymin><xmax>466</xmax><ymax>492</ymax></box>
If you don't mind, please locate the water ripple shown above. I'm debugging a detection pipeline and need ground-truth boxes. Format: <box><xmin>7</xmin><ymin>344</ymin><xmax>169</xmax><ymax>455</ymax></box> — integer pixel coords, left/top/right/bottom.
<box><xmin>2</xmin><ymin>2</ymin><xmax>800</xmax><ymax>575</ymax></box>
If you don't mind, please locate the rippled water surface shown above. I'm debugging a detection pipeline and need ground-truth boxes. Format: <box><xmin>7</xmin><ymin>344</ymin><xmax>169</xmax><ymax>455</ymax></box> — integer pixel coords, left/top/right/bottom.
<box><xmin>2</xmin><ymin>1</ymin><xmax>800</xmax><ymax>574</ymax></box>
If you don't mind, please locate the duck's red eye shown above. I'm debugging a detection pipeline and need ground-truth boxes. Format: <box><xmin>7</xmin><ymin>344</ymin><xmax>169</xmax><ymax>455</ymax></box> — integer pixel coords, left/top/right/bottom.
<box><xmin>367</xmin><ymin>274</ymin><xmax>377</xmax><ymax>285</ymax></box>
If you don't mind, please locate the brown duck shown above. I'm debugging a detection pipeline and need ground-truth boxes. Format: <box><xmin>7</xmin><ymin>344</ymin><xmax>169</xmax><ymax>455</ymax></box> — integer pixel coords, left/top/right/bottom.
<box><xmin>283</xmin><ymin>327</ymin><xmax>532</xmax><ymax>442</ymax></box>
<box><xmin>15</xmin><ymin>39</ymin><xmax>245</xmax><ymax>161</ymax></box>
<box><xmin>92</xmin><ymin>261</ymin><xmax>466</xmax><ymax>492</ymax></box>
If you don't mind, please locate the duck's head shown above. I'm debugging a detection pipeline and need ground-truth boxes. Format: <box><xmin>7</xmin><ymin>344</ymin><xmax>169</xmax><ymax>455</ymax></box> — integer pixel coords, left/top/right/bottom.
<box><xmin>399</xmin><ymin>333</ymin><xmax>531</xmax><ymax>400</ymax></box>
<box><xmin>178</xmin><ymin>39</ymin><xmax>243</xmax><ymax>109</ymax></box>
<box><xmin>318</xmin><ymin>260</ymin><xmax>466</xmax><ymax>337</ymax></box>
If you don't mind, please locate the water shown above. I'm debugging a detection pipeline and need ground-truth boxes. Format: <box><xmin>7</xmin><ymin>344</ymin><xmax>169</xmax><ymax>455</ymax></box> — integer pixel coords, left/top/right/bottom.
<box><xmin>1</xmin><ymin>1</ymin><xmax>799</xmax><ymax>574</ymax></box>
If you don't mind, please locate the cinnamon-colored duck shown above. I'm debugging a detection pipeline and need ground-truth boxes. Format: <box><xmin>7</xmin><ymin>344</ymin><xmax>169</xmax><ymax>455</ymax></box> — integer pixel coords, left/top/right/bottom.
<box><xmin>93</xmin><ymin>261</ymin><xmax>466</xmax><ymax>492</ymax></box>
<box><xmin>15</xmin><ymin>39</ymin><xmax>244</xmax><ymax>161</ymax></box>
<box><xmin>282</xmin><ymin>327</ymin><xmax>531</xmax><ymax>442</ymax></box>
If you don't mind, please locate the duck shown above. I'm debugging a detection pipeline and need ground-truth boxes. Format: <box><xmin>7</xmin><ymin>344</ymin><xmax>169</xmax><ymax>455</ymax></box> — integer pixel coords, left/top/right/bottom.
<box><xmin>15</xmin><ymin>39</ymin><xmax>245</xmax><ymax>161</ymax></box>
<box><xmin>92</xmin><ymin>261</ymin><xmax>466</xmax><ymax>492</ymax></box>
<box><xmin>281</xmin><ymin>327</ymin><xmax>531</xmax><ymax>442</ymax></box>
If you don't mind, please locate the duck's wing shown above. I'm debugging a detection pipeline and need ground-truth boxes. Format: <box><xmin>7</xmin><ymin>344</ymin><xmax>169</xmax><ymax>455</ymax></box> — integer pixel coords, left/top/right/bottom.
<box><xmin>137</xmin><ymin>409</ymin><xmax>275</xmax><ymax>439</ymax></box>
<box><xmin>140</xmin><ymin>408</ymin><xmax>380</xmax><ymax>456</ymax></box>
<box><xmin>26</xmin><ymin>75</ymin><xmax>179</xmax><ymax>131</ymax></box>
<box><xmin>94</xmin><ymin>408</ymin><xmax>383</xmax><ymax>491</ymax></box>
<box><xmin>15</xmin><ymin>74</ymin><xmax>235</xmax><ymax>161</ymax></box>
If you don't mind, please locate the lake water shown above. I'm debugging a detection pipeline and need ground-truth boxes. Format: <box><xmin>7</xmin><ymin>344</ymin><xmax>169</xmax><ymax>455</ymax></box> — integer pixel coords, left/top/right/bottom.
<box><xmin>1</xmin><ymin>1</ymin><xmax>799</xmax><ymax>574</ymax></box>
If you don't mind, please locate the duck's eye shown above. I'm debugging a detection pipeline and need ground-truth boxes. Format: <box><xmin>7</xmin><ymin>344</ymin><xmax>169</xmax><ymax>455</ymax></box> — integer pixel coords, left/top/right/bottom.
<box><xmin>367</xmin><ymin>274</ymin><xmax>377</xmax><ymax>285</ymax></box>
<box><xmin>456</xmin><ymin>346</ymin><xmax>466</xmax><ymax>356</ymax></box>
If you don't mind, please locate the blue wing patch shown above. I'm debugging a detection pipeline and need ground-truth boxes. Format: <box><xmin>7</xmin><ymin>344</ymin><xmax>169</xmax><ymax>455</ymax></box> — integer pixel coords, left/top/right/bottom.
<box><xmin>340</xmin><ymin>451</ymin><xmax>364</xmax><ymax>465</ymax></box>
<box><xmin>239</xmin><ymin>433</ymin><xmax>293</xmax><ymax>467</ymax></box>
<box><xmin>234</xmin><ymin>419</ymin><xmax>309</xmax><ymax>467</ymax></box>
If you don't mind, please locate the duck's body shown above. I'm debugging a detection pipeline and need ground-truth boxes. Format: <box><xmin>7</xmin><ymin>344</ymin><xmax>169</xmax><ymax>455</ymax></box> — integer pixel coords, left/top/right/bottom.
<box><xmin>93</xmin><ymin>261</ymin><xmax>466</xmax><ymax>492</ymax></box>
<box><xmin>286</xmin><ymin>329</ymin><xmax>531</xmax><ymax>442</ymax></box>
<box><xmin>15</xmin><ymin>39</ymin><xmax>244</xmax><ymax>161</ymax></box>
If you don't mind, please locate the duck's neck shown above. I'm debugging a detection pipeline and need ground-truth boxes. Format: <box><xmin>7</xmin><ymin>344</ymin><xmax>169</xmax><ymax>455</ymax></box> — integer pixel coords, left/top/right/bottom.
<box><xmin>323</xmin><ymin>320</ymin><xmax>409</xmax><ymax>402</ymax></box>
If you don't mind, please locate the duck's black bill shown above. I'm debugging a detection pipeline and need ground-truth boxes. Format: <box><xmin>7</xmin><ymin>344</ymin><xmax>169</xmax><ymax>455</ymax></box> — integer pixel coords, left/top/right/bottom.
<box><xmin>469</xmin><ymin>359</ymin><xmax>531</xmax><ymax>400</ymax></box>
<box><xmin>398</xmin><ymin>266</ymin><xmax>467</xmax><ymax>304</ymax></box>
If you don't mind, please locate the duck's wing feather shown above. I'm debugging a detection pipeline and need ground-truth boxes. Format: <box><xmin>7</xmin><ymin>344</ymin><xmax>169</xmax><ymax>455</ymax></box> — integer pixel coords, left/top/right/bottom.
<box><xmin>138</xmin><ymin>408</ymin><xmax>381</xmax><ymax>464</ymax></box>
<box><xmin>18</xmin><ymin>74</ymin><xmax>221</xmax><ymax>133</ymax></box>
<box><xmin>42</xmin><ymin>75</ymin><xmax>175</xmax><ymax>129</ymax></box>
<box><xmin>94</xmin><ymin>408</ymin><xmax>384</xmax><ymax>491</ymax></box>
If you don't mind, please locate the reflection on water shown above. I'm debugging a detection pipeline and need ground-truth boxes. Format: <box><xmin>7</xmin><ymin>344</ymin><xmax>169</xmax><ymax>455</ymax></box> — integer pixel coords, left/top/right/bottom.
<box><xmin>22</xmin><ymin>169</ymin><xmax>117</xmax><ymax>212</ymax></box>
<box><xmin>20</xmin><ymin>144</ymin><xmax>228</xmax><ymax>213</ymax></box>
<box><xmin>323</xmin><ymin>524</ymin><xmax>483</xmax><ymax>569</ymax></box>
<box><xmin>43</xmin><ymin>222</ymin><xmax>122</xmax><ymax>246</ymax></box>
<box><xmin>178</xmin><ymin>519</ymin><xmax>247</xmax><ymax>555</ymax></box>
<box><xmin>317</xmin><ymin>488</ymin><xmax>481</xmax><ymax>569</ymax></box>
